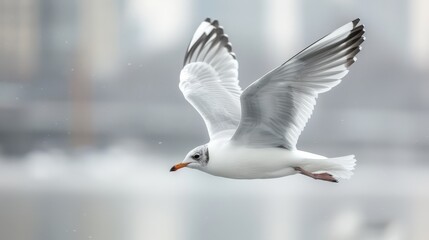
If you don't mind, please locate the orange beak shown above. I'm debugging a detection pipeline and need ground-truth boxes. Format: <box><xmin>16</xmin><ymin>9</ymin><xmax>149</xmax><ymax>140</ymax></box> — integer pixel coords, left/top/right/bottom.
<box><xmin>170</xmin><ymin>162</ymin><xmax>190</xmax><ymax>172</ymax></box>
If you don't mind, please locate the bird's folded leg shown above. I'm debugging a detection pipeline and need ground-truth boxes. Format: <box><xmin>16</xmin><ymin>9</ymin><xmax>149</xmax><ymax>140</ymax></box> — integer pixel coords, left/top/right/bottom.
<box><xmin>293</xmin><ymin>167</ymin><xmax>338</xmax><ymax>183</ymax></box>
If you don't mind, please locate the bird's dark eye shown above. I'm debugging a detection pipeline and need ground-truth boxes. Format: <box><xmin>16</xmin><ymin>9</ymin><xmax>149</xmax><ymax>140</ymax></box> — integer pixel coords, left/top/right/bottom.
<box><xmin>193</xmin><ymin>154</ymin><xmax>200</xmax><ymax>159</ymax></box>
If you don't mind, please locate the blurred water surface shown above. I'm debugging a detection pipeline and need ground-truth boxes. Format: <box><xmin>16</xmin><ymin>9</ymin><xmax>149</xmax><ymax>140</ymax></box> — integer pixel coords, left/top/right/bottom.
<box><xmin>0</xmin><ymin>143</ymin><xmax>428</xmax><ymax>240</ymax></box>
<box><xmin>0</xmin><ymin>0</ymin><xmax>428</xmax><ymax>239</ymax></box>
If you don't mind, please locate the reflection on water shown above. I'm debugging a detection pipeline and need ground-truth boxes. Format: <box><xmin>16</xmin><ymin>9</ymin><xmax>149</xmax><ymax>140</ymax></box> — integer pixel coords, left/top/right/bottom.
<box><xmin>0</xmin><ymin>144</ymin><xmax>427</xmax><ymax>240</ymax></box>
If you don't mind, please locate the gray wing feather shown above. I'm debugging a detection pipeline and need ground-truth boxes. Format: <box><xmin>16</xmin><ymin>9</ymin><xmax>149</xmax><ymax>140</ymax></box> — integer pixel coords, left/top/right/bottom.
<box><xmin>232</xmin><ymin>19</ymin><xmax>365</xmax><ymax>149</ymax></box>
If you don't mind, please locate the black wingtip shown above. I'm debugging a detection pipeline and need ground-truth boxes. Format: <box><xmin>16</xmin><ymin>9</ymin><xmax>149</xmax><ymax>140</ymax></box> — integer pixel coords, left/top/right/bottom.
<box><xmin>219</xmin><ymin>35</ymin><xmax>229</xmax><ymax>46</ymax></box>
<box><xmin>216</xmin><ymin>27</ymin><xmax>224</xmax><ymax>35</ymax></box>
<box><xmin>184</xmin><ymin>18</ymin><xmax>237</xmax><ymax>65</ymax></box>
<box><xmin>212</xmin><ymin>20</ymin><xmax>219</xmax><ymax>27</ymax></box>
<box><xmin>352</xmin><ymin>18</ymin><xmax>360</xmax><ymax>26</ymax></box>
<box><xmin>225</xmin><ymin>42</ymin><xmax>233</xmax><ymax>52</ymax></box>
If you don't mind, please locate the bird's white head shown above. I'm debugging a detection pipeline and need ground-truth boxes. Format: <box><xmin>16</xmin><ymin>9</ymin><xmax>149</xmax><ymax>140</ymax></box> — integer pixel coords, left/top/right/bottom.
<box><xmin>170</xmin><ymin>144</ymin><xmax>209</xmax><ymax>172</ymax></box>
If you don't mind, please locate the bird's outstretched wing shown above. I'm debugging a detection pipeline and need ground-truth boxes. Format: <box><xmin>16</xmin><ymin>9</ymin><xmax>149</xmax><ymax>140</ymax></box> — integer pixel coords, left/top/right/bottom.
<box><xmin>180</xmin><ymin>18</ymin><xmax>242</xmax><ymax>140</ymax></box>
<box><xmin>232</xmin><ymin>19</ymin><xmax>365</xmax><ymax>149</ymax></box>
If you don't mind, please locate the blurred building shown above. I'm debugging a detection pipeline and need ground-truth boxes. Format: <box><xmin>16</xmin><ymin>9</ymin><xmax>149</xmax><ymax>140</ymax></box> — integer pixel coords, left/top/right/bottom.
<box><xmin>0</xmin><ymin>2</ymin><xmax>427</xmax><ymax>152</ymax></box>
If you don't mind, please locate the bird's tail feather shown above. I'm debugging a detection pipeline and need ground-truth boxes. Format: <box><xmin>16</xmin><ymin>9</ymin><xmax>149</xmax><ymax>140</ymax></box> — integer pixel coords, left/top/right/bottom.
<box><xmin>302</xmin><ymin>155</ymin><xmax>356</xmax><ymax>180</ymax></box>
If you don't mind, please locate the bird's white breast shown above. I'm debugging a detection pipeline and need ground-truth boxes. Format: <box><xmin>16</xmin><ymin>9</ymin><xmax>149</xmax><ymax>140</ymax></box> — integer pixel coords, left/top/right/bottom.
<box><xmin>202</xmin><ymin>140</ymin><xmax>324</xmax><ymax>179</ymax></box>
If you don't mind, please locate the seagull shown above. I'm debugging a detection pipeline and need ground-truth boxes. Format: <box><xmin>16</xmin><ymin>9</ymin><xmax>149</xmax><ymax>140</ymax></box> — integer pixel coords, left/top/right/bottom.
<box><xmin>170</xmin><ymin>18</ymin><xmax>365</xmax><ymax>182</ymax></box>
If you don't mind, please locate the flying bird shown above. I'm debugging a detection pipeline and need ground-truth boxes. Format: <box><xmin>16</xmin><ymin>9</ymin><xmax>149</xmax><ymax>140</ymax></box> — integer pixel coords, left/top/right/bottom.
<box><xmin>170</xmin><ymin>18</ymin><xmax>365</xmax><ymax>182</ymax></box>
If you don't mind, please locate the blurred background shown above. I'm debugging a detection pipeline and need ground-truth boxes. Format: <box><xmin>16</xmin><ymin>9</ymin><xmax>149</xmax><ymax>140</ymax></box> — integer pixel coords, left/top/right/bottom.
<box><xmin>0</xmin><ymin>0</ymin><xmax>428</xmax><ymax>239</ymax></box>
